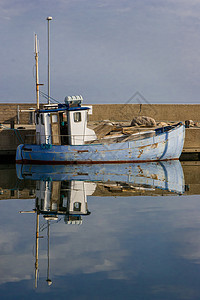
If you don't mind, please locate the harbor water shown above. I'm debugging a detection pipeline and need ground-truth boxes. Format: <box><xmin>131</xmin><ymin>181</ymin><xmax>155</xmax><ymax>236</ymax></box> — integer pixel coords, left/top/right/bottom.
<box><xmin>0</xmin><ymin>161</ymin><xmax>199</xmax><ymax>299</ymax></box>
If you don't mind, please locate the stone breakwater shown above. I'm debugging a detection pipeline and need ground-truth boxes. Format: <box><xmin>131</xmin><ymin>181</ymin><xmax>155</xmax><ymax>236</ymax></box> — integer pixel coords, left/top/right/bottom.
<box><xmin>0</xmin><ymin>103</ymin><xmax>200</xmax><ymax>124</ymax></box>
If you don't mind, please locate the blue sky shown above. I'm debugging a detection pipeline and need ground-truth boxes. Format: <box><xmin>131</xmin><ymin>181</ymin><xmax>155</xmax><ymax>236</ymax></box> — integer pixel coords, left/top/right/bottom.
<box><xmin>1</xmin><ymin>0</ymin><xmax>200</xmax><ymax>104</ymax></box>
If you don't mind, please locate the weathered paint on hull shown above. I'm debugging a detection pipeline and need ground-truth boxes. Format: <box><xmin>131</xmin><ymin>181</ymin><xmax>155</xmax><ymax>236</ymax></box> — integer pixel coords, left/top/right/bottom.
<box><xmin>16</xmin><ymin>123</ymin><xmax>185</xmax><ymax>164</ymax></box>
<box><xmin>17</xmin><ymin>160</ymin><xmax>185</xmax><ymax>194</ymax></box>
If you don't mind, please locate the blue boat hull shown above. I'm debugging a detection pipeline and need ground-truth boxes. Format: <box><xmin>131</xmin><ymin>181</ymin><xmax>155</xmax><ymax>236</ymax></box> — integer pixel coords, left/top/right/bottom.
<box><xmin>16</xmin><ymin>123</ymin><xmax>185</xmax><ymax>164</ymax></box>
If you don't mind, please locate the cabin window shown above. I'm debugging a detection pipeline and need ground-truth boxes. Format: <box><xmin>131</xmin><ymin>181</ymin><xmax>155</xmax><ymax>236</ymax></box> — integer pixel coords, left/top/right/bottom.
<box><xmin>52</xmin><ymin>114</ymin><xmax>58</xmax><ymax>123</ymax></box>
<box><xmin>74</xmin><ymin>202</ymin><xmax>81</xmax><ymax>211</ymax></box>
<box><xmin>74</xmin><ymin>112</ymin><xmax>81</xmax><ymax>122</ymax></box>
<box><xmin>41</xmin><ymin>114</ymin><xmax>44</xmax><ymax>125</ymax></box>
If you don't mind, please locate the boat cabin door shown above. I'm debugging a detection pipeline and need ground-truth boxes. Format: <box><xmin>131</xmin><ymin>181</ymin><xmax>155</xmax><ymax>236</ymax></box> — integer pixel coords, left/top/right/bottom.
<box><xmin>51</xmin><ymin>113</ymin><xmax>61</xmax><ymax>145</ymax></box>
<box><xmin>68</xmin><ymin>110</ymin><xmax>87</xmax><ymax>145</ymax></box>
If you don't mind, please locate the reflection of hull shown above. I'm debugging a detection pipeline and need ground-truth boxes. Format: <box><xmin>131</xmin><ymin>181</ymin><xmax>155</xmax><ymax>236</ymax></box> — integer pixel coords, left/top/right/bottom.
<box><xmin>17</xmin><ymin>160</ymin><xmax>185</xmax><ymax>194</ymax></box>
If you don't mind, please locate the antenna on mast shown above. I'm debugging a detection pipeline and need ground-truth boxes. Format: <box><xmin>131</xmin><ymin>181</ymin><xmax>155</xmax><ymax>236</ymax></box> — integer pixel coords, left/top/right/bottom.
<box><xmin>46</xmin><ymin>16</ymin><xmax>53</xmax><ymax>105</ymax></box>
<box><xmin>35</xmin><ymin>34</ymin><xmax>40</xmax><ymax>110</ymax></box>
<box><xmin>34</xmin><ymin>34</ymin><xmax>44</xmax><ymax>110</ymax></box>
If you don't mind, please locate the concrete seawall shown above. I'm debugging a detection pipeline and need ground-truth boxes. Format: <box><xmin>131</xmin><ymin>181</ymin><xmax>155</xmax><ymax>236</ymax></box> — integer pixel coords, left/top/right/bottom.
<box><xmin>1</xmin><ymin>103</ymin><xmax>200</xmax><ymax>124</ymax></box>
<box><xmin>89</xmin><ymin>104</ymin><xmax>200</xmax><ymax>122</ymax></box>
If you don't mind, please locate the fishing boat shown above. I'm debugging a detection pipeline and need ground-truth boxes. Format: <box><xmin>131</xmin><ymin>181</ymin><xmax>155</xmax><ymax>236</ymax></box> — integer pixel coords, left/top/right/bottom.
<box><xmin>16</xmin><ymin>35</ymin><xmax>185</xmax><ymax>165</ymax></box>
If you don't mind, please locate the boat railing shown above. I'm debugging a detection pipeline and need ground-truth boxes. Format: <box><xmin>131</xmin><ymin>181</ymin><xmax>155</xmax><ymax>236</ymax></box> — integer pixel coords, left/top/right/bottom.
<box><xmin>23</xmin><ymin>134</ymin><xmax>96</xmax><ymax>145</ymax></box>
<box><xmin>24</xmin><ymin>134</ymin><xmax>36</xmax><ymax>144</ymax></box>
<box><xmin>22</xmin><ymin>123</ymin><xmax>182</xmax><ymax>145</ymax></box>
<box><xmin>23</xmin><ymin>132</ymin><xmax>154</xmax><ymax>145</ymax></box>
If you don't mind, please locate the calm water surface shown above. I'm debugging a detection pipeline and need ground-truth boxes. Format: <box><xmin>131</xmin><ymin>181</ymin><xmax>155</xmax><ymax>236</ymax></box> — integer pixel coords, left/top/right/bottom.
<box><xmin>0</xmin><ymin>162</ymin><xmax>199</xmax><ymax>300</ymax></box>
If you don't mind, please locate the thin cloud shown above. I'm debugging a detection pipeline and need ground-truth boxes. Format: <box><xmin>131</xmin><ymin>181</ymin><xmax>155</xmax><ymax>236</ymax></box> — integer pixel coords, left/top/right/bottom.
<box><xmin>149</xmin><ymin>0</ymin><xmax>200</xmax><ymax>19</ymax></box>
<box><xmin>0</xmin><ymin>0</ymin><xmax>32</xmax><ymax>20</ymax></box>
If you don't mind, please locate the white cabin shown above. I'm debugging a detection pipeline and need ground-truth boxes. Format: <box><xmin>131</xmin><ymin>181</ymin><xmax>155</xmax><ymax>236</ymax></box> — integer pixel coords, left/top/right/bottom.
<box><xmin>35</xmin><ymin>96</ymin><xmax>96</xmax><ymax>146</ymax></box>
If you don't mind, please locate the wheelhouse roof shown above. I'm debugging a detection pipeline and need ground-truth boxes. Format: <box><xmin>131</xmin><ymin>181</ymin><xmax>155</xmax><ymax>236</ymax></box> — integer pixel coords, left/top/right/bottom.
<box><xmin>38</xmin><ymin>104</ymin><xmax>90</xmax><ymax>114</ymax></box>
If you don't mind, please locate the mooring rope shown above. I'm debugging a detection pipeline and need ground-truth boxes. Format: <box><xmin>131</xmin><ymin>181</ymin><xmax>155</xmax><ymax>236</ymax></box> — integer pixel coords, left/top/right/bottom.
<box><xmin>0</xmin><ymin>124</ymin><xmax>24</xmax><ymax>144</ymax></box>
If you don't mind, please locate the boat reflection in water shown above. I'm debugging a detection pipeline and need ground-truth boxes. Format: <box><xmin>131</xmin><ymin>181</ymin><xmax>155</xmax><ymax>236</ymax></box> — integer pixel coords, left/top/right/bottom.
<box><xmin>17</xmin><ymin>160</ymin><xmax>185</xmax><ymax>198</ymax></box>
<box><xmin>17</xmin><ymin>160</ymin><xmax>185</xmax><ymax>288</ymax></box>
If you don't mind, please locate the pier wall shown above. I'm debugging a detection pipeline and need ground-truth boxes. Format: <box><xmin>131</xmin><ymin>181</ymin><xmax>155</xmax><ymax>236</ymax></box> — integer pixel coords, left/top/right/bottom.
<box><xmin>0</xmin><ymin>103</ymin><xmax>200</xmax><ymax>124</ymax></box>
<box><xmin>0</xmin><ymin>104</ymin><xmax>38</xmax><ymax>124</ymax></box>
<box><xmin>89</xmin><ymin>104</ymin><xmax>200</xmax><ymax>122</ymax></box>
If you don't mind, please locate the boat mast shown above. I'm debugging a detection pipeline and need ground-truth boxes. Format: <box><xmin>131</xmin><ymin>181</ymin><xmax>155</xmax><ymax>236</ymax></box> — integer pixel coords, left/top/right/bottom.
<box><xmin>35</xmin><ymin>34</ymin><xmax>40</xmax><ymax>110</ymax></box>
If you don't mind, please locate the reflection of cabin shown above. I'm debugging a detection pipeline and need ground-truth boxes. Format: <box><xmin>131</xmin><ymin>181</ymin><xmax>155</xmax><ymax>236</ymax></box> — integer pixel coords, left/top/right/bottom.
<box><xmin>35</xmin><ymin>180</ymin><xmax>96</xmax><ymax>224</ymax></box>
